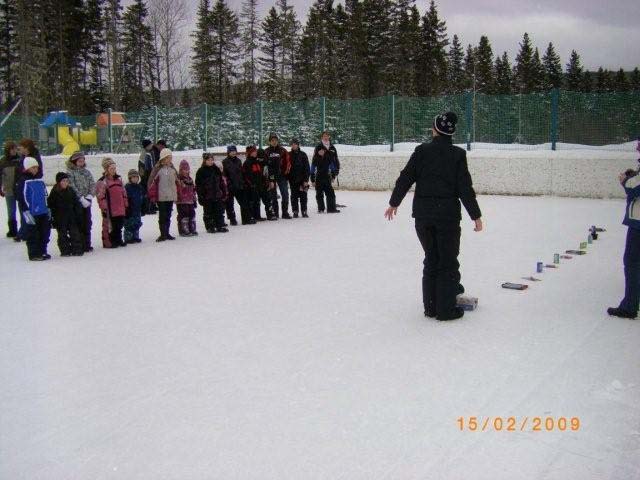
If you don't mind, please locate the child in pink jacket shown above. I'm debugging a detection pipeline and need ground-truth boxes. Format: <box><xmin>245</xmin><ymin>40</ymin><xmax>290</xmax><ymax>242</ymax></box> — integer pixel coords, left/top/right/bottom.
<box><xmin>95</xmin><ymin>158</ymin><xmax>128</xmax><ymax>248</ymax></box>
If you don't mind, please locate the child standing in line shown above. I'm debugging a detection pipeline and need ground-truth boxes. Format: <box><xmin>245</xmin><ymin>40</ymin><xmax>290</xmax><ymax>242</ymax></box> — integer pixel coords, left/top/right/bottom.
<box><xmin>177</xmin><ymin>159</ymin><xmax>198</xmax><ymax>236</ymax></box>
<box><xmin>124</xmin><ymin>169</ymin><xmax>145</xmax><ymax>244</ymax></box>
<box><xmin>195</xmin><ymin>153</ymin><xmax>228</xmax><ymax>233</ymax></box>
<box><xmin>147</xmin><ymin>148</ymin><xmax>179</xmax><ymax>242</ymax></box>
<box><xmin>66</xmin><ymin>151</ymin><xmax>96</xmax><ymax>252</ymax></box>
<box><xmin>288</xmin><ymin>138</ymin><xmax>310</xmax><ymax>218</ymax></box>
<box><xmin>16</xmin><ymin>157</ymin><xmax>51</xmax><ymax>260</ymax></box>
<box><xmin>96</xmin><ymin>158</ymin><xmax>128</xmax><ymax>248</ymax></box>
<box><xmin>47</xmin><ymin>172</ymin><xmax>84</xmax><ymax>256</ymax></box>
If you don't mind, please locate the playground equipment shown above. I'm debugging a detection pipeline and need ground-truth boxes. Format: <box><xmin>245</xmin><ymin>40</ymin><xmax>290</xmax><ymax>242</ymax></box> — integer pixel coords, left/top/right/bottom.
<box><xmin>40</xmin><ymin>111</ymin><xmax>98</xmax><ymax>155</ymax></box>
<box><xmin>39</xmin><ymin>111</ymin><xmax>145</xmax><ymax>155</ymax></box>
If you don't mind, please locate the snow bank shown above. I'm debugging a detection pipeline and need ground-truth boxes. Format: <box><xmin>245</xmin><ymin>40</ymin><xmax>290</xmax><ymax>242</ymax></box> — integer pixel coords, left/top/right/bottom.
<box><xmin>41</xmin><ymin>143</ymin><xmax>638</xmax><ymax>199</ymax></box>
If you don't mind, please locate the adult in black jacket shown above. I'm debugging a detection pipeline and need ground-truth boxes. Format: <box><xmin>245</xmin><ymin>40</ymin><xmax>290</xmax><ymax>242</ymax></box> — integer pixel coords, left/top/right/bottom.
<box><xmin>385</xmin><ymin>112</ymin><xmax>483</xmax><ymax>321</ymax></box>
<box><xmin>195</xmin><ymin>154</ymin><xmax>228</xmax><ymax>233</ymax></box>
<box><xmin>47</xmin><ymin>172</ymin><xmax>84</xmax><ymax>256</ymax></box>
<box><xmin>288</xmin><ymin>139</ymin><xmax>310</xmax><ymax>218</ymax></box>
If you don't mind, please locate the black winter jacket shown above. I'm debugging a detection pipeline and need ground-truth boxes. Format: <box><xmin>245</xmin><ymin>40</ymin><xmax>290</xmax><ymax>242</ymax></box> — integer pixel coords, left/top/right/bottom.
<box><xmin>389</xmin><ymin>135</ymin><xmax>481</xmax><ymax>221</ymax></box>
<box><xmin>223</xmin><ymin>155</ymin><xmax>244</xmax><ymax>191</ymax></box>
<box><xmin>288</xmin><ymin>150</ymin><xmax>310</xmax><ymax>185</ymax></box>
<box><xmin>47</xmin><ymin>186</ymin><xmax>83</xmax><ymax>227</ymax></box>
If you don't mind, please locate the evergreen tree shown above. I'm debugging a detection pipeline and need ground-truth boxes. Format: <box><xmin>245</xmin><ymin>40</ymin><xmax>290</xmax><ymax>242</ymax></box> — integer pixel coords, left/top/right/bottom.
<box><xmin>514</xmin><ymin>32</ymin><xmax>536</xmax><ymax>93</ymax></box>
<box><xmin>277</xmin><ymin>0</ymin><xmax>300</xmax><ymax>96</ymax></box>
<box><xmin>581</xmin><ymin>70</ymin><xmax>593</xmax><ymax>93</ymax></box>
<box><xmin>447</xmin><ymin>34</ymin><xmax>465</xmax><ymax>94</ymax></box>
<box><xmin>104</xmin><ymin>0</ymin><xmax>124</xmax><ymax>109</ymax></box>
<box><xmin>542</xmin><ymin>42</ymin><xmax>562</xmax><ymax>91</ymax></box>
<box><xmin>332</xmin><ymin>3</ymin><xmax>352</xmax><ymax>98</ymax></box>
<box><xmin>192</xmin><ymin>0</ymin><xmax>214</xmax><ymax>103</ymax></box>
<box><xmin>240</xmin><ymin>0</ymin><xmax>259</xmax><ymax>102</ymax></box>
<box><xmin>565</xmin><ymin>50</ymin><xmax>583</xmax><ymax>91</ymax></box>
<box><xmin>389</xmin><ymin>0</ymin><xmax>419</xmax><ymax>96</ymax></box>
<box><xmin>631</xmin><ymin>67</ymin><xmax>640</xmax><ymax>91</ymax></box>
<box><xmin>81</xmin><ymin>0</ymin><xmax>108</xmax><ymax>112</ymax></box>
<box><xmin>121</xmin><ymin>0</ymin><xmax>155</xmax><ymax>110</ymax></box>
<box><xmin>0</xmin><ymin>0</ymin><xmax>18</xmax><ymax>109</ymax></box>
<box><xmin>494</xmin><ymin>52</ymin><xmax>513</xmax><ymax>94</ymax></box>
<box><xmin>463</xmin><ymin>43</ymin><xmax>475</xmax><ymax>91</ymax></box>
<box><xmin>474</xmin><ymin>35</ymin><xmax>494</xmax><ymax>93</ymax></box>
<box><xmin>258</xmin><ymin>6</ymin><xmax>283</xmax><ymax>99</ymax></box>
<box><xmin>531</xmin><ymin>48</ymin><xmax>545</xmax><ymax>92</ymax></box>
<box><xmin>595</xmin><ymin>67</ymin><xmax>613</xmax><ymax>92</ymax></box>
<box><xmin>416</xmin><ymin>0</ymin><xmax>449</xmax><ymax>96</ymax></box>
<box><xmin>361</xmin><ymin>0</ymin><xmax>394</xmax><ymax>97</ymax></box>
<box><xmin>613</xmin><ymin>68</ymin><xmax>629</xmax><ymax>92</ymax></box>
<box><xmin>209</xmin><ymin>0</ymin><xmax>240</xmax><ymax>104</ymax></box>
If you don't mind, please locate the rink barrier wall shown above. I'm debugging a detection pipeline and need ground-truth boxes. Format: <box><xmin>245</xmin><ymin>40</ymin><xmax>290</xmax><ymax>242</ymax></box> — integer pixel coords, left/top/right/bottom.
<box><xmin>41</xmin><ymin>150</ymin><xmax>636</xmax><ymax>199</ymax></box>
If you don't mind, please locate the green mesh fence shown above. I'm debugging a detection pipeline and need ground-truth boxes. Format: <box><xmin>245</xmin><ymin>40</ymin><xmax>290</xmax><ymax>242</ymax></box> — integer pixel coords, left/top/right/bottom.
<box><xmin>2</xmin><ymin>90</ymin><xmax>639</xmax><ymax>155</ymax></box>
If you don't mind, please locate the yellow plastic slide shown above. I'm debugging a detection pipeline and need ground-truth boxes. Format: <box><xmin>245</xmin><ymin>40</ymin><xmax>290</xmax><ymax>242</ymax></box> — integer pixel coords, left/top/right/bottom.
<box><xmin>57</xmin><ymin>125</ymin><xmax>98</xmax><ymax>155</ymax></box>
<box><xmin>57</xmin><ymin>125</ymin><xmax>80</xmax><ymax>155</ymax></box>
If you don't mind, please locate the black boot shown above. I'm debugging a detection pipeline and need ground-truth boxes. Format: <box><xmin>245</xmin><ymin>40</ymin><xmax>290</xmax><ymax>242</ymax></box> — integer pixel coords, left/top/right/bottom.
<box><xmin>607</xmin><ymin>307</ymin><xmax>637</xmax><ymax>319</ymax></box>
<box><xmin>437</xmin><ymin>307</ymin><xmax>464</xmax><ymax>321</ymax></box>
<box><xmin>302</xmin><ymin>211</ymin><xmax>308</xmax><ymax>218</ymax></box>
<box><xmin>7</xmin><ymin>220</ymin><xmax>17</xmax><ymax>238</ymax></box>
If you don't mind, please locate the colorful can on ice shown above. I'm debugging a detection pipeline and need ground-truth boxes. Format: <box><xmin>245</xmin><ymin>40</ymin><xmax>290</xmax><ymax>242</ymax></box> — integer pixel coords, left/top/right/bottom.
<box><xmin>537</xmin><ymin>262</ymin><xmax>544</xmax><ymax>273</ymax></box>
<box><xmin>580</xmin><ymin>242</ymin><xmax>588</xmax><ymax>250</ymax></box>
<box><xmin>554</xmin><ymin>253</ymin><xmax>560</xmax><ymax>264</ymax></box>
<box><xmin>587</xmin><ymin>234</ymin><xmax>593</xmax><ymax>244</ymax></box>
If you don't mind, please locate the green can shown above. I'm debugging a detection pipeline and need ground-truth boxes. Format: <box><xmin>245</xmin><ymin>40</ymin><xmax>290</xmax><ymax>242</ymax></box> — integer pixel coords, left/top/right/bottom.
<box><xmin>580</xmin><ymin>242</ymin><xmax>588</xmax><ymax>250</ymax></box>
<box><xmin>554</xmin><ymin>253</ymin><xmax>560</xmax><ymax>264</ymax></box>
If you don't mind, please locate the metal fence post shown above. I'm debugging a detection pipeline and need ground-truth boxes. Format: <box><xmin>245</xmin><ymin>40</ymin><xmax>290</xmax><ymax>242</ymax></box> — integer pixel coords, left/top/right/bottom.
<box><xmin>202</xmin><ymin>103</ymin><xmax>208</xmax><ymax>152</ymax></box>
<box><xmin>390</xmin><ymin>94</ymin><xmax>395</xmax><ymax>152</ymax></box>
<box><xmin>550</xmin><ymin>89</ymin><xmax>559</xmax><ymax>151</ymax></box>
<box><xmin>258</xmin><ymin>99</ymin><xmax>263</xmax><ymax>149</ymax></box>
<box><xmin>320</xmin><ymin>96</ymin><xmax>326</xmax><ymax>134</ymax></box>
<box><xmin>108</xmin><ymin>107</ymin><xmax>113</xmax><ymax>153</ymax></box>
<box><xmin>465</xmin><ymin>92</ymin><xmax>473</xmax><ymax>151</ymax></box>
<box><xmin>153</xmin><ymin>105</ymin><xmax>159</xmax><ymax>143</ymax></box>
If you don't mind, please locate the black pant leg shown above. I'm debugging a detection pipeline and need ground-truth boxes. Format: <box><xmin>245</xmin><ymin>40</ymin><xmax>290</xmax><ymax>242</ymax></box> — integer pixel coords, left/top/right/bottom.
<box><xmin>225</xmin><ymin>192</ymin><xmax>237</xmax><ymax>222</ymax></box>
<box><xmin>110</xmin><ymin>217</ymin><xmax>124</xmax><ymax>245</ymax></box>
<box><xmin>326</xmin><ymin>182</ymin><xmax>337</xmax><ymax>211</ymax></box>
<box><xmin>433</xmin><ymin>222</ymin><xmax>461</xmax><ymax>316</ymax></box>
<box><xmin>57</xmin><ymin>226</ymin><xmax>72</xmax><ymax>255</ymax></box>
<box><xmin>315</xmin><ymin>183</ymin><xmax>326</xmax><ymax>211</ymax></box>
<box><xmin>290</xmin><ymin>183</ymin><xmax>300</xmax><ymax>213</ymax></box>
<box><xmin>415</xmin><ymin>220</ymin><xmax>439</xmax><ymax>314</ymax></box>
<box><xmin>70</xmin><ymin>222</ymin><xmax>84</xmax><ymax>253</ymax></box>
<box><xmin>620</xmin><ymin>227</ymin><xmax>640</xmax><ymax>313</ymax></box>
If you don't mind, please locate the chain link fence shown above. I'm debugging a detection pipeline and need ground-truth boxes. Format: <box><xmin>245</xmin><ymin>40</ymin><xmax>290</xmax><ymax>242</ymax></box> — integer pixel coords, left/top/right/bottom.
<box><xmin>1</xmin><ymin>90</ymin><xmax>639</xmax><ymax>155</ymax></box>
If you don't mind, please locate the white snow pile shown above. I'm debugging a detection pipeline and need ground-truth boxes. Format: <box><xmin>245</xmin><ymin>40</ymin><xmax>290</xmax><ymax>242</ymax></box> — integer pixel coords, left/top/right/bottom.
<box><xmin>1</xmin><ymin>191</ymin><xmax>639</xmax><ymax>479</ymax></box>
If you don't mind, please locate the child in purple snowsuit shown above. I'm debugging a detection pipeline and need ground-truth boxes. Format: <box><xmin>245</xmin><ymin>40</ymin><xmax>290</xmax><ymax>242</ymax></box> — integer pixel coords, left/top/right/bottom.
<box><xmin>177</xmin><ymin>159</ymin><xmax>198</xmax><ymax>236</ymax></box>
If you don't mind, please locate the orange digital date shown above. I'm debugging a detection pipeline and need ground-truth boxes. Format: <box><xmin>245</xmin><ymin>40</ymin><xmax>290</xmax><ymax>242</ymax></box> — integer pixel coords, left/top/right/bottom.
<box><xmin>457</xmin><ymin>416</ymin><xmax>580</xmax><ymax>432</ymax></box>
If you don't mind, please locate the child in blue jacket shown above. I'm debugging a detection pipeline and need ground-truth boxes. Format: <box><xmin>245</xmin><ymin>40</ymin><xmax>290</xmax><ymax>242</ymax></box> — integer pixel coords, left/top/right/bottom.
<box><xmin>16</xmin><ymin>157</ymin><xmax>51</xmax><ymax>261</ymax></box>
<box><xmin>124</xmin><ymin>169</ymin><xmax>145</xmax><ymax>243</ymax></box>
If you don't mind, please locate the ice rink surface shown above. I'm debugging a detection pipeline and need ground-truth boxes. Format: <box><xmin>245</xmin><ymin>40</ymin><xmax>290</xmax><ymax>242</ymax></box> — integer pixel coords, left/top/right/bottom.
<box><xmin>1</xmin><ymin>190</ymin><xmax>639</xmax><ymax>479</ymax></box>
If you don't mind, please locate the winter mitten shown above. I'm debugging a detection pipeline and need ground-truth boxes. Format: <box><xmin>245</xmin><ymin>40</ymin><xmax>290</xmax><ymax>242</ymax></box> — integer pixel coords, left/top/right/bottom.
<box><xmin>85</xmin><ymin>194</ymin><xmax>93</xmax><ymax>202</ymax></box>
<box><xmin>80</xmin><ymin>197</ymin><xmax>91</xmax><ymax>208</ymax></box>
<box><xmin>23</xmin><ymin>211</ymin><xmax>35</xmax><ymax>225</ymax></box>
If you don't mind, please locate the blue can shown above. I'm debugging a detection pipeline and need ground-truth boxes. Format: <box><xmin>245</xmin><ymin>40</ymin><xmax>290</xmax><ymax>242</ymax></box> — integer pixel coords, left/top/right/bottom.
<box><xmin>537</xmin><ymin>262</ymin><xmax>544</xmax><ymax>273</ymax></box>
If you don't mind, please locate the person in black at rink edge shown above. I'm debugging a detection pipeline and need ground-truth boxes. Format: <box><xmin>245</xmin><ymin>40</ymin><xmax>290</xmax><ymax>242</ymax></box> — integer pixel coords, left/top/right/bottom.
<box><xmin>385</xmin><ymin>112</ymin><xmax>483</xmax><ymax>321</ymax></box>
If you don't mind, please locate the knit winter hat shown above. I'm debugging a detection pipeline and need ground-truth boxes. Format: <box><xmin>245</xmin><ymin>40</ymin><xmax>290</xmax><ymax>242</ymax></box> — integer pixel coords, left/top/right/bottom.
<box><xmin>159</xmin><ymin>148</ymin><xmax>172</xmax><ymax>161</ymax></box>
<box><xmin>290</xmin><ymin>138</ymin><xmax>300</xmax><ymax>146</ymax></box>
<box><xmin>433</xmin><ymin>112</ymin><xmax>458</xmax><ymax>136</ymax></box>
<box><xmin>69</xmin><ymin>151</ymin><xmax>84</xmax><ymax>163</ymax></box>
<box><xmin>179</xmin><ymin>159</ymin><xmax>190</xmax><ymax>171</ymax></box>
<box><xmin>157</xmin><ymin>139</ymin><xmax>167</xmax><ymax>148</ymax></box>
<box><xmin>101</xmin><ymin>157</ymin><xmax>116</xmax><ymax>171</ymax></box>
<box><xmin>55</xmin><ymin>172</ymin><xmax>69</xmax><ymax>183</ymax></box>
<box><xmin>127</xmin><ymin>169</ymin><xmax>140</xmax><ymax>179</ymax></box>
<box><xmin>23</xmin><ymin>156</ymin><xmax>39</xmax><ymax>170</ymax></box>
<box><xmin>141</xmin><ymin>139</ymin><xmax>152</xmax><ymax>148</ymax></box>
<box><xmin>268</xmin><ymin>132</ymin><xmax>278</xmax><ymax>141</ymax></box>
<box><xmin>227</xmin><ymin>145</ymin><xmax>237</xmax><ymax>153</ymax></box>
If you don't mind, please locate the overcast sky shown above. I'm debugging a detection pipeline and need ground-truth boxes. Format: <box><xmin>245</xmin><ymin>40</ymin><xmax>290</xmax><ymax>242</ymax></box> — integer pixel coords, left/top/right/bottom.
<box><xmin>155</xmin><ymin>0</ymin><xmax>640</xmax><ymax>70</ymax></box>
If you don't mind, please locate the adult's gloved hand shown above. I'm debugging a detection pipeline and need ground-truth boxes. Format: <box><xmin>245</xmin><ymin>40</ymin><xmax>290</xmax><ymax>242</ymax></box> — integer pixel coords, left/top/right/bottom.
<box><xmin>80</xmin><ymin>197</ymin><xmax>91</xmax><ymax>208</ymax></box>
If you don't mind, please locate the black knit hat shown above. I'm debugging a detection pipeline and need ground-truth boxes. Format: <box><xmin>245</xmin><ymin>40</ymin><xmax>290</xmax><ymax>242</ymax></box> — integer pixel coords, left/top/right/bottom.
<box><xmin>268</xmin><ymin>132</ymin><xmax>278</xmax><ymax>141</ymax></box>
<box><xmin>141</xmin><ymin>139</ymin><xmax>152</xmax><ymax>148</ymax></box>
<box><xmin>433</xmin><ymin>112</ymin><xmax>458</xmax><ymax>136</ymax></box>
<box><xmin>290</xmin><ymin>138</ymin><xmax>300</xmax><ymax>145</ymax></box>
<box><xmin>55</xmin><ymin>172</ymin><xmax>69</xmax><ymax>183</ymax></box>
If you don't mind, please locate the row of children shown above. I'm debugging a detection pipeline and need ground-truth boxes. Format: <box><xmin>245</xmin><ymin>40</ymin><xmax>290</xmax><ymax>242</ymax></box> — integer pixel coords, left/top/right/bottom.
<box><xmin>3</xmin><ymin>132</ymin><xmax>342</xmax><ymax>260</ymax></box>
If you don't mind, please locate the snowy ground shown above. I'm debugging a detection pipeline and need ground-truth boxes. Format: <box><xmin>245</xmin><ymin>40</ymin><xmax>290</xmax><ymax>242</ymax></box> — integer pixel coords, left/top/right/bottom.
<box><xmin>1</xmin><ymin>191</ymin><xmax>639</xmax><ymax>480</ymax></box>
